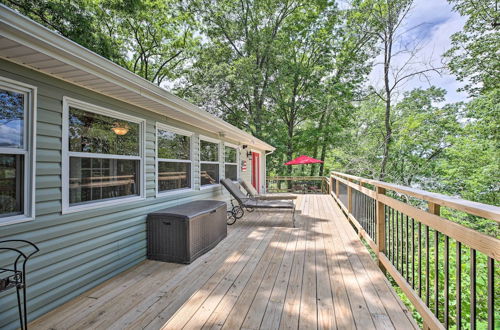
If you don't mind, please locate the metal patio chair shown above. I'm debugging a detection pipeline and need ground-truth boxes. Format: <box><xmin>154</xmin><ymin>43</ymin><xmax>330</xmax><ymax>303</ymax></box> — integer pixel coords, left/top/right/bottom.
<box><xmin>221</xmin><ymin>178</ymin><xmax>296</xmax><ymax>227</ymax></box>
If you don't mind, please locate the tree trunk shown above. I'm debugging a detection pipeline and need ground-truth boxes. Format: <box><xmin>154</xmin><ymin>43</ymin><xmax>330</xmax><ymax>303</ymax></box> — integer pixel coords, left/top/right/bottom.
<box><xmin>309</xmin><ymin>110</ymin><xmax>328</xmax><ymax>176</ymax></box>
<box><xmin>318</xmin><ymin>110</ymin><xmax>333</xmax><ymax>176</ymax></box>
<box><xmin>379</xmin><ymin>20</ymin><xmax>394</xmax><ymax>181</ymax></box>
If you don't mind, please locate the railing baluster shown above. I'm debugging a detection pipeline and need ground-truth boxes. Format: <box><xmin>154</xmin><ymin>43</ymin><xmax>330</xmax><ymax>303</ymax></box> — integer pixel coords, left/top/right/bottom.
<box><xmin>456</xmin><ymin>242</ymin><xmax>462</xmax><ymax>330</ymax></box>
<box><xmin>470</xmin><ymin>248</ymin><xmax>476</xmax><ymax>330</ymax></box>
<box><xmin>332</xmin><ymin>172</ymin><xmax>498</xmax><ymax>330</ymax></box>
<box><xmin>412</xmin><ymin>217</ymin><xmax>415</xmax><ymax>289</ymax></box>
<box><xmin>435</xmin><ymin>230</ymin><xmax>439</xmax><ymax>317</ymax></box>
<box><xmin>369</xmin><ymin>195</ymin><xmax>372</xmax><ymax>238</ymax></box>
<box><xmin>369</xmin><ymin>195</ymin><xmax>373</xmax><ymax>239</ymax></box>
<box><xmin>391</xmin><ymin>206</ymin><xmax>394</xmax><ymax>262</ymax></box>
<box><xmin>364</xmin><ymin>193</ymin><xmax>368</xmax><ymax>236</ymax></box>
<box><xmin>428</xmin><ymin>202</ymin><xmax>441</xmax><ymax>316</ymax></box>
<box><xmin>444</xmin><ymin>236</ymin><xmax>449</xmax><ymax>328</ymax></box>
<box><xmin>377</xmin><ymin>187</ymin><xmax>386</xmax><ymax>270</ymax></box>
<box><xmin>406</xmin><ymin>215</ymin><xmax>409</xmax><ymax>282</ymax></box>
<box><xmin>400</xmin><ymin>211</ymin><xmax>404</xmax><ymax>275</ymax></box>
<box><xmin>373</xmin><ymin>199</ymin><xmax>377</xmax><ymax>242</ymax></box>
<box><xmin>487</xmin><ymin>257</ymin><xmax>494</xmax><ymax>330</ymax></box>
<box><xmin>426</xmin><ymin>225</ymin><xmax>430</xmax><ymax>307</ymax></box>
<box><xmin>385</xmin><ymin>205</ymin><xmax>389</xmax><ymax>259</ymax></box>
<box><xmin>396</xmin><ymin>210</ymin><xmax>400</xmax><ymax>271</ymax></box>
<box><xmin>418</xmin><ymin>221</ymin><xmax>422</xmax><ymax>298</ymax></box>
<box><xmin>402</xmin><ymin>212</ymin><xmax>405</xmax><ymax>277</ymax></box>
<box><xmin>368</xmin><ymin>194</ymin><xmax>372</xmax><ymax>238</ymax></box>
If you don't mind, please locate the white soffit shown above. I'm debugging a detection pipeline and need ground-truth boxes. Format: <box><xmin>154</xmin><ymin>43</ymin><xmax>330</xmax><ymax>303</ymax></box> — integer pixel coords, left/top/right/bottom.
<box><xmin>0</xmin><ymin>5</ymin><xmax>274</xmax><ymax>151</ymax></box>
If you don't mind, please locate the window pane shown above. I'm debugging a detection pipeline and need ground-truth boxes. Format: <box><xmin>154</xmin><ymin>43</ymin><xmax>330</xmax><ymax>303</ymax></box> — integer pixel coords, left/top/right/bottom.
<box><xmin>69</xmin><ymin>107</ymin><xmax>139</xmax><ymax>156</ymax></box>
<box><xmin>0</xmin><ymin>89</ymin><xmax>24</xmax><ymax>148</ymax></box>
<box><xmin>200</xmin><ymin>140</ymin><xmax>218</xmax><ymax>162</ymax></box>
<box><xmin>158</xmin><ymin>130</ymin><xmax>190</xmax><ymax>160</ymax></box>
<box><xmin>0</xmin><ymin>154</ymin><xmax>23</xmax><ymax>217</ymax></box>
<box><xmin>225</xmin><ymin>146</ymin><xmax>237</xmax><ymax>163</ymax></box>
<box><xmin>69</xmin><ymin>157</ymin><xmax>139</xmax><ymax>205</ymax></box>
<box><xmin>201</xmin><ymin>163</ymin><xmax>219</xmax><ymax>186</ymax></box>
<box><xmin>225</xmin><ymin>164</ymin><xmax>238</xmax><ymax>181</ymax></box>
<box><xmin>158</xmin><ymin>162</ymin><xmax>191</xmax><ymax>191</ymax></box>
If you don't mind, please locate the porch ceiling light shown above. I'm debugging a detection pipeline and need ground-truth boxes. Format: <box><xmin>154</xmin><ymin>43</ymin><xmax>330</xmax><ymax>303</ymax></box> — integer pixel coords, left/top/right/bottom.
<box><xmin>111</xmin><ymin>122</ymin><xmax>129</xmax><ymax>135</ymax></box>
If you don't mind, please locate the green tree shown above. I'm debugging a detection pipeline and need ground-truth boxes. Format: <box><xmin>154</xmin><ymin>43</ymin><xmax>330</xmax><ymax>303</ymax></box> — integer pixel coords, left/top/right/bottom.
<box><xmin>2</xmin><ymin>0</ymin><xmax>198</xmax><ymax>85</ymax></box>
<box><xmin>445</xmin><ymin>0</ymin><xmax>500</xmax><ymax>96</ymax></box>
<box><xmin>115</xmin><ymin>0</ymin><xmax>198</xmax><ymax>85</ymax></box>
<box><xmin>388</xmin><ymin>87</ymin><xmax>459</xmax><ymax>187</ymax></box>
<box><xmin>1</xmin><ymin>0</ymin><xmax>125</xmax><ymax>63</ymax></box>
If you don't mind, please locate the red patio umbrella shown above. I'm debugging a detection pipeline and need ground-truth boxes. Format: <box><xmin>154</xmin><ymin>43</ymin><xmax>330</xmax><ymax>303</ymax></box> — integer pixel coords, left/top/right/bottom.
<box><xmin>284</xmin><ymin>155</ymin><xmax>324</xmax><ymax>165</ymax></box>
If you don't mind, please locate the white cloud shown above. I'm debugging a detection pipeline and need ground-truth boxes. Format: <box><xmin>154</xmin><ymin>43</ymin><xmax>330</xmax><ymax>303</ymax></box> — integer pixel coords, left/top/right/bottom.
<box><xmin>368</xmin><ymin>0</ymin><xmax>468</xmax><ymax>104</ymax></box>
<box><xmin>0</xmin><ymin>122</ymin><xmax>22</xmax><ymax>147</ymax></box>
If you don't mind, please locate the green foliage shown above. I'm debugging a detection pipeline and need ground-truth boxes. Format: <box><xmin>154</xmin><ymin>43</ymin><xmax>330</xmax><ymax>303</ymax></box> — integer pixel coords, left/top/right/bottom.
<box><xmin>1</xmin><ymin>0</ymin><xmax>197</xmax><ymax>85</ymax></box>
<box><xmin>445</xmin><ymin>0</ymin><xmax>500</xmax><ymax>95</ymax></box>
<box><xmin>177</xmin><ymin>0</ymin><xmax>376</xmax><ymax>177</ymax></box>
<box><xmin>1</xmin><ymin>1</ymin><xmax>497</xmax><ymax>325</ymax></box>
<box><xmin>1</xmin><ymin>0</ymin><xmax>125</xmax><ymax>63</ymax></box>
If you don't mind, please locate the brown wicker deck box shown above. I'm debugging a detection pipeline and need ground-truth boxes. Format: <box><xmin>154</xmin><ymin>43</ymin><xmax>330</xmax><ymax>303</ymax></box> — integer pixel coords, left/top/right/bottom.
<box><xmin>147</xmin><ymin>200</ymin><xmax>227</xmax><ymax>264</ymax></box>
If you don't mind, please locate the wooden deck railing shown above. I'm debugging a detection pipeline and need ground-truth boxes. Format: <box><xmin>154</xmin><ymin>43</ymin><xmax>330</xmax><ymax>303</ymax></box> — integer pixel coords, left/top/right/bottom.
<box><xmin>330</xmin><ymin>171</ymin><xmax>500</xmax><ymax>330</ymax></box>
<box><xmin>266</xmin><ymin>176</ymin><xmax>329</xmax><ymax>194</ymax></box>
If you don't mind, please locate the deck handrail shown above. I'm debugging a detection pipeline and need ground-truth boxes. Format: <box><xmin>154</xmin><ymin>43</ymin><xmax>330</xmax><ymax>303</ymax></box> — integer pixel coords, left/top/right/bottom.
<box><xmin>330</xmin><ymin>171</ymin><xmax>499</xmax><ymax>330</ymax></box>
<box><xmin>331</xmin><ymin>171</ymin><xmax>500</xmax><ymax>222</ymax></box>
<box><xmin>266</xmin><ymin>176</ymin><xmax>330</xmax><ymax>194</ymax></box>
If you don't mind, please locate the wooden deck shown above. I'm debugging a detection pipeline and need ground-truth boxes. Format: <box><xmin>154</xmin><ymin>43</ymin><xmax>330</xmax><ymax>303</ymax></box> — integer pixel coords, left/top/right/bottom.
<box><xmin>30</xmin><ymin>195</ymin><xmax>417</xmax><ymax>330</ymax></box>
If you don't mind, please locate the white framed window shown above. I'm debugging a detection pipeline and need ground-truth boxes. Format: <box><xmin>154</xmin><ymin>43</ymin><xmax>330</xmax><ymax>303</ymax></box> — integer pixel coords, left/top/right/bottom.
<box><xmin>156</xmin><ymin>123</ymin><xmax>193</xmax><ymax>195</ymax></box>
<box><xmin>199</xmin><ymin>135</ymin><xmax>220</xmax><ymax>187</ymax></box>
<box><xmin>62</xmin><ymin>97</ymin><xmax>145</xmax><ymax>213</ymax></box>
<box><xmin>0</xmin><ymin>77</ymin><xmax>36</xmax><ymax>226</ymax></box>
<box><xmin>224</xmin><ymin>143</ymin><xmax>239</xmax><ymax>181</ymax></box>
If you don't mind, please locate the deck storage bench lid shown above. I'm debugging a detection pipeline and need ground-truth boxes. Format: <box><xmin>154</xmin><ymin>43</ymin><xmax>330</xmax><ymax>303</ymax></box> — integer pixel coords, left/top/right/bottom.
<box><xmin>147</xmin><ymin>200</ymin><xmax>227</xmax><ymax>264</ymax></box>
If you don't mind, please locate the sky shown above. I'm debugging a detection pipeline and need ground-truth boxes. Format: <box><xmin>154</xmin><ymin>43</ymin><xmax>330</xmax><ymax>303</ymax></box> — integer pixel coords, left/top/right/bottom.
<box><xmin>368</xmin><ymin>0</ymin><xmax>469</xmax><ymax>104</ymax></box>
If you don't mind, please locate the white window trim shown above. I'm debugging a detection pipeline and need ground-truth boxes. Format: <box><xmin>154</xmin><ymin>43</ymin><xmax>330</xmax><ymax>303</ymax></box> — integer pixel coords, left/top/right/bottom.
<box><xmin>0</xmin><ymin>77</ymin><xmax>36</xmax><ymax>226</ymax></box>
<box><xmin>199</xmin><ymin>135</ymin><xmax>221</xmax><ymax>188</ymax></box>
<box><xmin>61</xmin><ymin>96</ymin><xmax>146</xmax><ymax>214</ymax></box>
<box><xmin>224</xmin><ymin>143</ymin><xmax>240</xmax><ymax>182</ymax></box>
<box><xmin>155</xmin><ymin>122</ymin><xmax>194</xmax><ymax>197</ymax></box>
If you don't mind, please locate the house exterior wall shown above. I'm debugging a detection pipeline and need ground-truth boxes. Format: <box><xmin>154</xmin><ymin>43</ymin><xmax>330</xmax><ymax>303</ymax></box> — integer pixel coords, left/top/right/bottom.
<box><xmin>0</xmin><ymin>59</ymin><xmax>267</xmax><ymax>329</ymax></box>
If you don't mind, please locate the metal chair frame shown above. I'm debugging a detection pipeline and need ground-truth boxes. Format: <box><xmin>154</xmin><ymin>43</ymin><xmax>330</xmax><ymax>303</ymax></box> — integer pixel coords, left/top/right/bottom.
<box><xmin>0</xmin><ymin>239</ymin><xmax>39</xmax><ymax>330</ymax></box>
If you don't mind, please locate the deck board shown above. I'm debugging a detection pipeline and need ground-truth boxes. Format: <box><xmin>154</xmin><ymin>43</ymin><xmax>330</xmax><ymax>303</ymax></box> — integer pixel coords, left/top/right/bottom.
<box><xmin>30</xmin><ymin>195</ymin><xmax>418</xmax><ymax>330</ymax></box>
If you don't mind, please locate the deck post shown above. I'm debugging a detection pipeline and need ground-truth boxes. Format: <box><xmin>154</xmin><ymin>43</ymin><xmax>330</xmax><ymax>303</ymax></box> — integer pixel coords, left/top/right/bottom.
<box><xmin>329</xmin><ymin>175</ymin><xmax>333</xmax><ymax>195</ymax></box>
<box><xmin>347</xmin><ymin>178</ymin><xmax>353</xmax><ymax>213</ymax></box>
<box><xmin>335</xmin><ymin>177</ymin><xmax>339</xmax><ymax>197</ymax></box>
<box><xmin>428</xmin><ymin>202</ymin><xmax>441</xmax><ymax>216</ymax></box>
<box><xmin>376</xmin><ymin>186</ymin><xmax>386</xmax><ymax>271</ymax></box>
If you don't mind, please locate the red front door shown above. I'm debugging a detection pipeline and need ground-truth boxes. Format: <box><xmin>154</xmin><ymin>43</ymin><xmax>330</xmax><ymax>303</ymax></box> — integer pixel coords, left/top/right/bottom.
<box><xmin>251</xmin><ymin>152</ymin><xmax>260</xmax><ymax>193</ymax></box>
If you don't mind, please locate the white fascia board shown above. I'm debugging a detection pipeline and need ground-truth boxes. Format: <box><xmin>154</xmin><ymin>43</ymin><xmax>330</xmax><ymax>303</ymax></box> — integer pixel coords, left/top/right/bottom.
<box><xmin>0</xmin><ymin>4</ymin><xmax>275</xmax><ymax>152</ymax></box>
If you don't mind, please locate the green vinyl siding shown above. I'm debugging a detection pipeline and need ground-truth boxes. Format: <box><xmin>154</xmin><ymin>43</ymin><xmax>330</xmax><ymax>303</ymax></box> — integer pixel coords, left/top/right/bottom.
<box><xmin>0</xmin><ymin>59</ymin><xmax>263</xmax><ymax>330</ymax></box>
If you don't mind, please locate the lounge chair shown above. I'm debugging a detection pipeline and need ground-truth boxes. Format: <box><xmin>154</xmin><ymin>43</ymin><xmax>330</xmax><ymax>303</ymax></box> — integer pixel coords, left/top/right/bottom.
<box><xmin>239</xmin><ymin>179</ymin><xmax>297</xmax><ymax>200</ymax></box>
<box><xmin>221</xmin><ymin>178</ymin><xmax>296</xmax><ymax>227</ymax></box>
